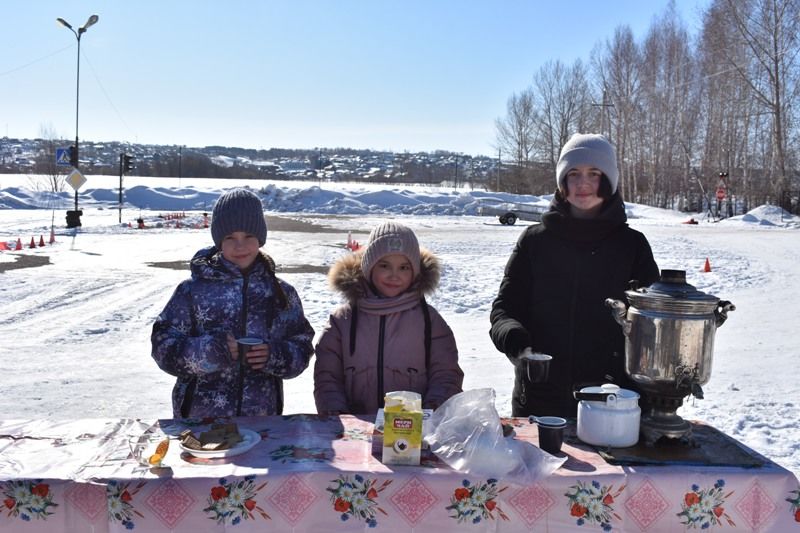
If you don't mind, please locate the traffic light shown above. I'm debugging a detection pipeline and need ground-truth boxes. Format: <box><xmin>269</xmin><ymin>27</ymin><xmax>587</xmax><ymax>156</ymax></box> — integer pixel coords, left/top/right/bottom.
<box><xmin>123</xmin><ymin>154</ymin><xmax>134</xmax><ymax>174</ymax></box>
<box><xmin>69</xmin><ymin>145</ymin><xmax>78</xmax><ymax>167</ymax></box>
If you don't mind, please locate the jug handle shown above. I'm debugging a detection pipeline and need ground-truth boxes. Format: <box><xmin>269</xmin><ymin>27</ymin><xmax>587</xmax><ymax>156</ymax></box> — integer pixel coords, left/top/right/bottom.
<box><xmin>573</xmin><ymin>391</ymin><xmax>618</xmax><ymax>404</ymax></box>
<box><xmin>605</xmin><ymin>298</ymin><xmax>631</xmax><ymax>337</ymax></box>
<box><xmin>714</xmin><ymin>300</ymin><xmax>736</xmax><ymax>327</ymax></box>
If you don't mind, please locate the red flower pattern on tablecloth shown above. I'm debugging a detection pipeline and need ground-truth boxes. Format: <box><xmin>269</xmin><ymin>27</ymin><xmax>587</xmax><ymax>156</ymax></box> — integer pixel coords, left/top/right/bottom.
<box><xmin>564</xmin><ymin>480</ymin><xmax>624</xmax><ymax>531</ymax></box>
<box><xmin>1</xmin><ymin>480</ymin><xmax>58</xmax><ymax>521</ymax></box>
<box><xmin>203</xmin><ymin>476</ymin><xmax>270</xmax><ymax>525</ymax></box>
<box><xmin>787</xmin><ymin>489</ymin><xmax>800</xmax><ymax>522</ymax></box>
<box><xmin>326</xmin><ymin>474</ymin><xmax>391</xmax><ymax>528</ymax></box>
<box><xmin>107</xmin><ymin>480</ymin><xmax>147</xmax><ymax>529</ymax></box>
<box><xmin>446</xmin><ymin>478</ymin><xmax>509</xmax><ymax>524</ymax></box>
<box><xmin>677</xmin><ymin>479</ymin><xmax>735</xmax><ymax>528</ymax></box>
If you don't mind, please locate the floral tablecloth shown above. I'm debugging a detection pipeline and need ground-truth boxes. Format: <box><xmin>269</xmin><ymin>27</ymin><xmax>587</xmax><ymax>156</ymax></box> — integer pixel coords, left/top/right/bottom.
<box><xmin>0</xmin><ymin>415</ymin><xmax>798</xmax><ymax>532</ymax></box>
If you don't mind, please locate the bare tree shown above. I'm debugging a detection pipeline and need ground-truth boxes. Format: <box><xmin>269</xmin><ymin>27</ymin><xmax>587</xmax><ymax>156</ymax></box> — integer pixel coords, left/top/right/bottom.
<box><xmin>532</xmin><ymin>59</ymin><xmax>592</xmax><ymax>176</ymax></box>
<box><xmin>697</xmin><ymin>0</ymin><xmax>762</xmax><ymax>211</ymax></box>
<box><xmin>720</xmin><ymin>0</ymin><xmax>800</xmax><ymax>197</ymax></box>
<box><xmin>637</xmin><ymin>2</ymin><xmax>699</xmax><ymax>207</ymax></box>
<box><xmin>495</xmin><ymin>89</ymin><xmax>537</xmax><ymax>170</ymax></box>
<box><xmin>493</xmin><ymin>0</ymin><xmax>799</xmax><ymax>210</ymax></box>
<box><xmin>593</xmin><ymin>25</ymin><xmax>643</xmax><ymax>200</ymax></box>
<box><xmin>29</xmin><ymin>124</ymin><xmax>69</xmax><ymax>194</ymax></box>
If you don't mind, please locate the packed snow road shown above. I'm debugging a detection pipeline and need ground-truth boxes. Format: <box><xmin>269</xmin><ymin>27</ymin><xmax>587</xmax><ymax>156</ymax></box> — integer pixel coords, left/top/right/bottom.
<box><xmin>1</xmin><ymin>207</ymin><xmax>798</xmax><ymax>475</ymax></box>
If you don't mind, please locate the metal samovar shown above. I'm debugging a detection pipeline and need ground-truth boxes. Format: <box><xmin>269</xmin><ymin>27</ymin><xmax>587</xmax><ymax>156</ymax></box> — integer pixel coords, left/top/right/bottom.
<box><xmin>606</xmin><ymin>269</ymin><xmax>735</xmax><ymax>445</ymax></box>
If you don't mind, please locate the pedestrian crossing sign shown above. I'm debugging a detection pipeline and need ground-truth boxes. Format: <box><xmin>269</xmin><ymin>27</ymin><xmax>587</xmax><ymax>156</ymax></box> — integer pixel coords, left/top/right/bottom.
<box><xmin>56</xmin><ymin>147</ymin><xmax>72</xmax><ymax>166</ymax></box>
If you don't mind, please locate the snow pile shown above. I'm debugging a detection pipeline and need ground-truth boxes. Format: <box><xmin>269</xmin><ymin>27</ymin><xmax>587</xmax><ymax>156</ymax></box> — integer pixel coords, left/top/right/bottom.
<box><xmin>1</xmin><ymin>175</ymin><xmax>799</xmax><ymax>477</ymax></box>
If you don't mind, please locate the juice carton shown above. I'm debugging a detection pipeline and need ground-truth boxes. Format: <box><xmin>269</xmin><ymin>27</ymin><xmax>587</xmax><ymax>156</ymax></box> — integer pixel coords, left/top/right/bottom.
<box><xmin>382</xmin><ymin>391</ymin><xmax>422</xmax><ymax>466</ymax></box>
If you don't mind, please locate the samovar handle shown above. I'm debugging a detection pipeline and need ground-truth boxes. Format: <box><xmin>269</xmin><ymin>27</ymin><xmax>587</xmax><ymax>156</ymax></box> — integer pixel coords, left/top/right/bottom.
<box><xmin>714</xmin><ymin>300</ymin><xmax>736</xmax><ymax>328</ymax></box>
<box><xmin>605</xmin><ymin>298</ymin><xmax>631</xmax><ymax>337</ymax></box>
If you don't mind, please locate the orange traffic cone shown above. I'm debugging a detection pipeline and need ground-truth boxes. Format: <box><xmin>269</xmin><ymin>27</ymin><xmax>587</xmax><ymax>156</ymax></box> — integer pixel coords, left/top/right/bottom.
<box><xmin>49</xmin><ymin>227</ymin><xmax>56</xmax><ymax>244</ymax></box>
<box><xmin>703</xmin><ymin>258</ymin><xmax>712</xmax><ymax>272</ymax></box>
<box><xmin>15</xmin><ymin>238</ymin><xmax>22</xmax><ymax>251</ymax></box>
<box><xmin>38</xmin><ymin>235</ymin><xmax>45</xmax><ymax>247</ymax></box>
<box><xmin>29</xmin><ymin>237</ymin><xmax>36</xmax><ymax>249</ymax></box>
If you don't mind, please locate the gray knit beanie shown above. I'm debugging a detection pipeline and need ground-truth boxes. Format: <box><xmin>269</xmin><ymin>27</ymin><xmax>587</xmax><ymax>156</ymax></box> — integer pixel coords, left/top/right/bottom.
<box><xmin>210</xmin><ymin>188</ymin><xmax>267</xmax><ymax>248</ymax></box>
<box><xmin>361</xmin><ymin>221</ymin><xmax>421</xmax><ymax>279</ymax></box>
<box><xmin>556</xmin><ymin>133</ymin><xmax>619</xmax><ymax>194</ymax></box>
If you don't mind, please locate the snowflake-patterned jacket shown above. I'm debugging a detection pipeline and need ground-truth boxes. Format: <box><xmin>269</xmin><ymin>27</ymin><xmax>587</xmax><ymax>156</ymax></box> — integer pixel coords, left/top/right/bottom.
<box><xmin>151</xmin><ymin>247</ymin><xmax>314</xmax><ymax>417</ymax></box>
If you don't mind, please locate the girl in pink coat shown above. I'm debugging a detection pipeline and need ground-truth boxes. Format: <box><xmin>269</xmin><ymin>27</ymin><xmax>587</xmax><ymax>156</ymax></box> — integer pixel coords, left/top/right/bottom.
<box><xmin>314</xmin><ymin>221</ymin><xmax>463</xmax><ymax>415</ymax></box>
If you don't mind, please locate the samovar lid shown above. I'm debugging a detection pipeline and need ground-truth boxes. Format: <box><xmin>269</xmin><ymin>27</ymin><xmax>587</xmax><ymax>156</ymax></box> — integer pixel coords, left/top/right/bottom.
<box><xmin>626</xmin><ymin>269</ymin><xmax>719</xmax><ymax>312</ymax></box>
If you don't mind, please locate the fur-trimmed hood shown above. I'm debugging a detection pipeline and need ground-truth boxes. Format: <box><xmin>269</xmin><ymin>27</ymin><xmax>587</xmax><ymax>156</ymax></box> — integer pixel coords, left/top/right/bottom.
<box><xmin>328</xmin><ymin>247</ymin><xmax>440</xmax><ymax>302</ymax></box>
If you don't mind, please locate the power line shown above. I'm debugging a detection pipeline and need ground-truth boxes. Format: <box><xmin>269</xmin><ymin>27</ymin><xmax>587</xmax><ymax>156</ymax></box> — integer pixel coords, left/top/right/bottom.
<box><xmin>0</xmin><ymin>45</ymin><xmax>73</xmax><ymax>77</ymax></box>
<box><xmin>80</xmin><ymin>49</ymin><xmax>138</xmax><ymax>141</ymax></box>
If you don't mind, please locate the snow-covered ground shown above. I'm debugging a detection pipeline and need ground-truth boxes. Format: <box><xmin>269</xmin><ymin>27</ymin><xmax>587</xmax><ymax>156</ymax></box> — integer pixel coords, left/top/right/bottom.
<box><xmin>1</xmin><ymin>174</ymin><xmax>798</xmax><ymax>476</ymax></box>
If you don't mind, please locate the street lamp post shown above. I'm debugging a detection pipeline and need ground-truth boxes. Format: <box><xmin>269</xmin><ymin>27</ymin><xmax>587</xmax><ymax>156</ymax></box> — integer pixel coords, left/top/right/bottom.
<box><xmin>57</xmin><ymin>14</ymin><xmax>99</xmax><ymax>228</ymax></box>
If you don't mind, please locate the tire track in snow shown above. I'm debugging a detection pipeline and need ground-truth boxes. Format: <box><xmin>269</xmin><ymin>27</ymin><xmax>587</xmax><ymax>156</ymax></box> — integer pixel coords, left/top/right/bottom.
<box><xmin>3</xmin><ymin>271</ymin><xmax>177</xmax><ymax>347</ymax></box>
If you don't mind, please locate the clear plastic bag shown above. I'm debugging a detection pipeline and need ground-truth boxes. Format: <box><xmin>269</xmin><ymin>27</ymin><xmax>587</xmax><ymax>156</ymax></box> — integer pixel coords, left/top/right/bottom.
<box><xmin>425</xmin><ymin>388</ymin><xmax>566</xmax><ymax>485</ymax></box>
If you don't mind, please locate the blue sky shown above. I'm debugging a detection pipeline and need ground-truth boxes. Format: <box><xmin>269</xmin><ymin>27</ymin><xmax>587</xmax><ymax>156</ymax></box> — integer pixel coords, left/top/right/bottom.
<box><xmin>2</xmin><ymin>1</ymin><xmax>709</xmax><ymax>156</ymax></box>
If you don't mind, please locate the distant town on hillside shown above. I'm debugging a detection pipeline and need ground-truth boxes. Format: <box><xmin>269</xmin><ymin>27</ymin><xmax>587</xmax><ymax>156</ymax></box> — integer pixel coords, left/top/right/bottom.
<box><xmin>0</xmin><ymin>136</ymin><xmax>503</xmax><ymax>190</ymax></box>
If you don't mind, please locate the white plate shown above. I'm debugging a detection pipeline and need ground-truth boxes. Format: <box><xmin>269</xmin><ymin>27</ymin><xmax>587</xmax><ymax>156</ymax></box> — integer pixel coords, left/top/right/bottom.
<box><xmin>179</xmin><ymin>428</ymin><xmax>261</xmax><ymax>459</ymax></box>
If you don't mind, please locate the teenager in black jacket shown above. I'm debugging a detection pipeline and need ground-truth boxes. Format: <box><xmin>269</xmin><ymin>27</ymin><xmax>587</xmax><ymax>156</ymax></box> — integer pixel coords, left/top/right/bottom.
<box><xmin>489</xmin><ymin>134</ymin><xmax>660</xmax><ymax>418</ymax></box>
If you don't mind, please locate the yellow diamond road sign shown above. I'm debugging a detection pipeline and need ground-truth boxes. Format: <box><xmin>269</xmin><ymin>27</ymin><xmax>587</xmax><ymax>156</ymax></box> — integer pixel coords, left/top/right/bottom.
<box><xmin>66</xmin><ymin>169</ymin><xmax>87</xmax><ymax>191</ymax></box>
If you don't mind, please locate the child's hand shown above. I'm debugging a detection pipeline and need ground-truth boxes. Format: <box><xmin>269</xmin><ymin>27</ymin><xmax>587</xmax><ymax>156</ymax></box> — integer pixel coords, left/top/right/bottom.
<box><xmin>226</xmin><ymin>333</ymin><xmax>270</xmax><ymax>370</ymax></box>
<box><xmin>245</xmin><ymin>342</ymin><xmax>270</xmax><ymax>370</ymax></box>
<box><xmin>226</xmin><ymin>334</ymin><xmax>239</xmax><ymax>360</ymax></box>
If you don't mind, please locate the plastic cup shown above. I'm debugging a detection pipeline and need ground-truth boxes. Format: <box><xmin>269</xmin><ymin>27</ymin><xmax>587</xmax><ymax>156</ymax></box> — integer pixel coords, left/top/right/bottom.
<box><xmin>536</xmin><ymin>416</ymin><xmax>566</xmax><ymax>455</ymax></box>
<box><xmin>234</xmin><ymin>337</ymin><xmax>263</xmax><ymax>416</ymax></box>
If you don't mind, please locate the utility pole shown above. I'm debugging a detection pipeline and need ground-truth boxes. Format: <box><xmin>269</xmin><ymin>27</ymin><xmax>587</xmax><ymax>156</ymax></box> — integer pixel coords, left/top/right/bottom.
<box><xmin>118</xmin><ymin>153</ymin><xmax>123</xmax><ymax>223</ymax></box>
<box><xmin>119</xmin><ymin>153</ymin><xmax>134</xmax><ymax>223</ymax></box>
<box><xmin>497</xmin><ymin>148</ymin><xmax>501</xmax><ymax>191</ymax></box>
<box><xmin>591</xmin><ymin>87</ymin><xmax>614</xmax><ymax>137</ymax></box>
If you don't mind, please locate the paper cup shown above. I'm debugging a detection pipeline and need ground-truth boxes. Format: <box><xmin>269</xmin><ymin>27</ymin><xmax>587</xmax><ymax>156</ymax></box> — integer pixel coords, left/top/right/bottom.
<box><xmin>536</xmin><ymin>416</ymin><xmax>566</xmax><ymax>455</ymax></box>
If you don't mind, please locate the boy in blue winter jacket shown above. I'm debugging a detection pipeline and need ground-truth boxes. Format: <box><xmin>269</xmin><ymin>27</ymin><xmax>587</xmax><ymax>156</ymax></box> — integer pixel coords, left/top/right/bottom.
<box><xmin>151</xmin><ymin>188</ymin><xmax>314</xmax><ymax>418</ymax></box>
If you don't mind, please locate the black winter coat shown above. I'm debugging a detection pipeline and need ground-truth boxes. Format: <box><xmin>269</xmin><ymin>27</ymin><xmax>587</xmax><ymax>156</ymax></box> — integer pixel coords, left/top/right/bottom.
<box><xmin>489</xmin><ymin>192</ymin><xmax>660</xmax><ymax>418</ymax></box>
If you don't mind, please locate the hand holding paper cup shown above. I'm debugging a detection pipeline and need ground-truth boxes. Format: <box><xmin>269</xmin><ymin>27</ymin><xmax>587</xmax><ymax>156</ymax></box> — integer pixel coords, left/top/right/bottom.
<box><xmin>237</xmin><ymin>336</ymin><xmax>269</xmax><ymax>371</ymax></box>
